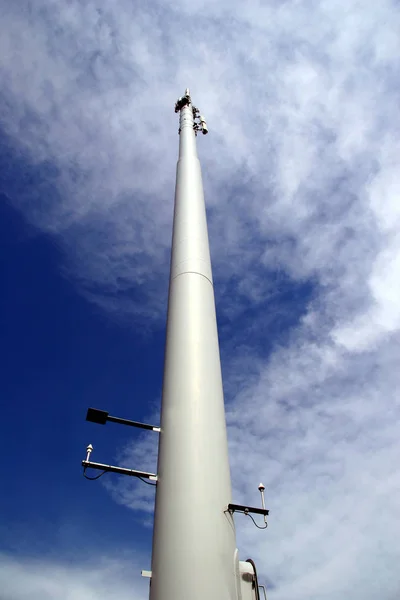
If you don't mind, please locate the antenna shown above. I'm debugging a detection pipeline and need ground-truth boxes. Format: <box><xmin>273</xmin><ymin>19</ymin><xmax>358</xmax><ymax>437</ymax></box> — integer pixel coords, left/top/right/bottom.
<box><xmin>175</xmin><ymin>89</ymin><xmax>208</xmax><ymax>135</ymax></box>
<box><xmin>259</xmin><ymin>482</ymin><xmax>268</xmax><ymax>527</ymax></box>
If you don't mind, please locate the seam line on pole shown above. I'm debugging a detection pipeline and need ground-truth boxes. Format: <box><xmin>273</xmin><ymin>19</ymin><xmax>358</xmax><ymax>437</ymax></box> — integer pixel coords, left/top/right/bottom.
<box><xmin>171</xmin><ymin>270</ymin><xmax>213</xmax><ymax>287</ymax></box>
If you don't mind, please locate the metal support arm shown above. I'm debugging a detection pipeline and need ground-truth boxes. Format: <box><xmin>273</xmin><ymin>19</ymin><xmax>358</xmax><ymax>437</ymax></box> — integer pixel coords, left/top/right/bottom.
<box><xmin>82</xmin><ymin>460</ymin><xmax>158</xmax><ymax>481</ymax></box>
<box><xmin>227</xmin><ymin>503</ymin><xmax>269</xmax><ymax>516</ymax></box>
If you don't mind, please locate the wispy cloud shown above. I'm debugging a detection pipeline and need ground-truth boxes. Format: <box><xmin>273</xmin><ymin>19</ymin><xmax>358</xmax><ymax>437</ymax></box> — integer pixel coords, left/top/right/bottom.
<box><xmin>1</xmin><ymin>0</ymin><xmax>400</xmax><ymax>598</ymax></box>
<box><xmin>0</xmin><ymin>553</ymin><xmax>148</xmax><ymax>600</ymax></box>
<box><xmin>227</xmin><ymin>321</ymin><xmax>400</xmax><ymax>598</ymax></box>
<box><xmin>104</xmin><ymin>429</ymin><xmax>159</xmax><ymax>520</ymax></box>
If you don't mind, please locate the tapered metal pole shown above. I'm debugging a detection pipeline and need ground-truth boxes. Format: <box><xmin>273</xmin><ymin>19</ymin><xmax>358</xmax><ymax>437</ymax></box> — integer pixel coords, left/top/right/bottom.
<box><xmin>149</xmin><ymin>91</ymin><xmax>238</xmax><ymax>600</ymax></box>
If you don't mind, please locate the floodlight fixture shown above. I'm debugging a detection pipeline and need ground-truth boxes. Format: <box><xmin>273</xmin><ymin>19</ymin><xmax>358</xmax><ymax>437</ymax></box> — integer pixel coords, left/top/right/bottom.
<box><xmin>85</xmin><ymin>407</ymin><xmax>160</xmax><ymax>432</ymax></box>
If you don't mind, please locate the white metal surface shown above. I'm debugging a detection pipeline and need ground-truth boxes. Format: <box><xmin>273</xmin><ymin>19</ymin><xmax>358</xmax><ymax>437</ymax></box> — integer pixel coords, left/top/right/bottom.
<box><xmin>239</xmin><ymin>561</ymin><xmax>258</xmax><ymax>600</ymax></box>
<box><xmin>149</xmin><ymin>93</ymin><xmax>238</xmax><ymax>600</ymax></box>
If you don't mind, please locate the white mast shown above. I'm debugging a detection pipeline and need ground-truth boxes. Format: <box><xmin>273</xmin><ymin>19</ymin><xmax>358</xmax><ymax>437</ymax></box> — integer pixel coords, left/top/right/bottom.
<box><xmin>80</xmin><ymin>89</ymin><xmax>269</xmax><ymax>600</ymax></box>
<box><xmin>149</xmin><ymin>89</ymin><xmax>238</xmax><ymax>600</ymax></box>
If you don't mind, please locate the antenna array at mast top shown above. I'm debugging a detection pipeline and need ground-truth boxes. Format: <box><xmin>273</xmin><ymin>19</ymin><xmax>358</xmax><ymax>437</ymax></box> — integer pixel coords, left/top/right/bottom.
<box><xmin>174</xmin><ymin>88</ymin><xmax>208</xmax><ymax>135</ymax></box>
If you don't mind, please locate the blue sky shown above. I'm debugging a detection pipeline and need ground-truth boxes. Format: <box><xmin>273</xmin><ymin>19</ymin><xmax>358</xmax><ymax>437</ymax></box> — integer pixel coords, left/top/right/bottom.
<box><xmin>1</xmin><ymin>1</ymin><xmax>400</xmax><ymax>599</ymax></box>
<box><xmin>0</xmin><ymin>192</ymin><xmax>160</xmax><ymax>550</ymax></box>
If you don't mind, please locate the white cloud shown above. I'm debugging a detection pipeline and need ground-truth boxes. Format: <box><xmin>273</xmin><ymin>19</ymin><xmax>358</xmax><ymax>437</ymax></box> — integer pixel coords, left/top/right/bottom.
<box><xmin>104</xmin><ymin>431</ymin><xmax>159</xmax><ymax>518</ymax></box>
<box><xmin>0</xmin><ymin>553</ymin><xmax>148</xmax><ymax>600</ymax></box>
<box><xmin>1</xmin><ymin>0</ymin><xmax>400</xmax><ymax>598</ymax></box>
<box><xmin>227</xmin><ymin>325</ymin><xmax>400</xmax><ymax>598</ymax></box>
